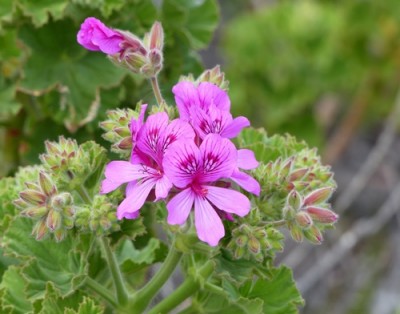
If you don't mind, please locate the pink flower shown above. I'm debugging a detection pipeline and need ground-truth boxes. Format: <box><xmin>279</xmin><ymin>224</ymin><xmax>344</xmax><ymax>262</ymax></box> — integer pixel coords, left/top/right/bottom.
<box><xmin>77</xmin><ymin>17</ymin><xmax>123</xmax><ymax>54</ymax></box>
<box><xmin>101</xmin><ymin>112</ymin><xmax>195</xmax><ymax>219</ymax></box>
<box><xmin>172</xmin><ymin>81</ymin><xmax>250</xmax><ymax>139</ymax></box>
<box><xmin>163</xmin><ymin>134</ymin><xmax>251</xmax><ymax>246</ymax></box>
<box><xmin>231</xmin><ymin>149</ymin><xmax>261</xmax><ymax>196</ymax></box>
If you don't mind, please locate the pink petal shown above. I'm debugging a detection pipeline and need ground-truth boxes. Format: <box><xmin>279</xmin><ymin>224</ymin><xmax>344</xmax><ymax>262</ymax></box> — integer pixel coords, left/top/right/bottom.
<box><xmin>190</xmin><ymin>105</ymin><xmax>232</xmax><ymax>139</ymax></box>
<box><xmin>194</xmin><ymin>196</ymin><xmax>225</xmax><ymax>246</ymax></box>
<box><xmin>101</xmin><ymin>179</ymin><xmax>121</xmax><ymax>194</ymax></box>
<box><xmin>130</xmin><ymin>104</ymin><xmax>148</xmax><ymax>143</ymax></box>
<box><xmin>205</xmin><ymin>185</ymin><xmax>251</xmax><ymax>217</ymax></box>
<box><xmin>163</xmin><ymin>140</ymin><xmax>200</xmax><ymax>188</ymax></box>
<box><xmin>199</xmin><ymin>134</ymin><xmax>236</xmax><ymax>183</ymax></box>
<box><xmin>103</xmin><ymin>161</ymin><xmax>148</xmax><ymax>191</ymax></box>
<box><xmin>95</xmin><ymin>35</ymin><xmax>123</xmax><ymax>54</ymax></box>
<box><xmin>167</xmin><ymin>188</ymin><xmax>194</xmax><ymax>225</ymax></box>
<box><xmin>158</xmin><ymin>118</ymin><xmax>195</xmax><ymax>156</ymax></box>
<box><xmin>125</xmin><ymin>181</ymin><xmax>137</xmax><ymax>197</ymax></box>
<box><xmin>197</xmin><ymin>82</ymin><xmax>230</xmax><ymax>112</ymax></box>
<box><xmin>137</xmin><ymin>112</ymin><xmax>169</xmax><ymax>163</ymax></box>
<box><xmin>220</xmin><ymin>116</ymin><xmax>250</xmax><ymax>138</ymax></box>
<box><xmin>172</xmin><ymin>81</ymin><xmax>199</xmax><ymax>121</ymax></box>
<box><xmin>122</xmin><ymin>211</ymin><xmax>139</xmax><ymax>219</ymax></box>
<box><xmin>117</xmin><ymin>178</ymin><xmax>156</xmax><ymax>219</ymax></box>
<box><xmin>230</xmin><ymin>170</ymin><xmax>261</xmax><ymax>196</ymax></box>
<box><xmin>155</xmin><ymin>175</ymin><xmax>173</xmax><ymax>200</ymax></box>
<box><xmin>237</xmin><ymin>149</ymin><xmax>259</xmax><ymax>170</ymax></box>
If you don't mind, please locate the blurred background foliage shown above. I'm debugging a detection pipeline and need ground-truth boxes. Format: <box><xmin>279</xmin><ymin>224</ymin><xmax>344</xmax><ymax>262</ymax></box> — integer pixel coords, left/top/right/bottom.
<box><xmin>222</xmin><ymin>0</ymin><xmax>400</xmax><ymax>149</ymax></box>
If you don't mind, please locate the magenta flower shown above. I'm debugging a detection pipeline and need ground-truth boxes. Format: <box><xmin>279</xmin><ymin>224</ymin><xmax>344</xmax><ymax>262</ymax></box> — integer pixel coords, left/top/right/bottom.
<box><xmin>77</xmin><ymin>17</ymin><xmax>123</xmax><ymax>54</ymax></box>
<box><xmin>163</xmin><ymin>134</ymin><xmax>251</xmax><ymax>246</ymax></box>
<box><xmin>101</xmin><ymin>112</ymin><xmax>195</xmax><ymax>219</ymax></box>
<box><xmin>172</xmin><ymin>81</ymin><xmax>249</xmax><ymax>139</ymax></box>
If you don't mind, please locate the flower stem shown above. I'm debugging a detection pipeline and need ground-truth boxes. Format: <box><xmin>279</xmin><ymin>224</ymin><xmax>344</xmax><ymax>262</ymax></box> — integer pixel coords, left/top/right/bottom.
<box><xmin>76</xmin><ymin>185</ymin><xmax>92</xmax><ymax>204</ymax></box>
<box><xmin>147</xmin><ymin>260</ymin><xmax>214</xmax><ymax>314</ymax></box>
<box><xmin>150</xmin><ymin>76</ymin><xmax>164</xmax><ymax>107</ymax></box>
<box><xmin>130</xmin><ymin>240</ymin><xmax>183</xmax><ymax>313</ymax></box>
<box><xmin>267</xmin><ymin>219</ymin><xmax>286</xmax><ymax>227</ymax></box>
<box><xmin>85</xmin><ymin>277</ymin><xmax>118</xmax><ymax>308</ymax></box>
<box><xmin>101</xmin><ymin>237</ymin><xmax>129</xmax><ymax>306</ymax></box>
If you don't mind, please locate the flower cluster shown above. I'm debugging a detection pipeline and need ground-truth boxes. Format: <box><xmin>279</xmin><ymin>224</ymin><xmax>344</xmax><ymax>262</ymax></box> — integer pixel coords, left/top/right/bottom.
<box><xmin>101</xmin><ymin>82</ymin><xmax>260</xmax><ymax>246</ymax></box>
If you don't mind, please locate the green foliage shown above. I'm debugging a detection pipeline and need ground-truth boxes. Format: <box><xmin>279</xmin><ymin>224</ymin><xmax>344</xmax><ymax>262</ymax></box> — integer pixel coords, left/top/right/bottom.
<box><xmin>223</xmin><ymin>0</ymin><xmax>400</xmax><ymax>145</ymax></box>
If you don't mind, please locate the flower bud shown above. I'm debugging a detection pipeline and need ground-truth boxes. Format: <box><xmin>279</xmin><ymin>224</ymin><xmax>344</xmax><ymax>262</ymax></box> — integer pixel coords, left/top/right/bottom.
<box><xmin>303</xmin><ymin>187</ymin><xmax>334</xmax><ymax>206</ymax></box>
<box><xmin>39</xmin><ymin>172</ymin><xmax>56</xmax><ymax>196</ymax></box>
<box><xmin>20</xmin><ymin>190</ymin><xmax>46</xmax><ymax>206</ymax></box>
<box><xmin>304</xmin><ymin>225</ymin><xmax>323</xmax><ymax>244</ymax></box>
<box><xmin>149</xmin><ymin>49</ymin><xmax>162</xmax><ymax>67</ymax></box>
<box><xmin>295</xmin><ymin>211</ymin><xmax>313</xmax><ymax>229</ymax></box>
<box><xmin>53</xmin><ymin>229</ymin><xmax>66</xmax><ymax>242</ymax></box>
<box><xmin>236</xmin><ymin>234</ymin><xmax>248</xmax><ymax>247</ymax></box>
<box><xmin>289</xmin><ymin>224</ymin><xmax>304</xmax><ymax>242</ymax></box>
<box><xmin>46</xmin><ymin>210</ymin><xmax>62</xmax><ymax>231</ymax></box>
<box><xmin>149</xmin><ymin>21</ymin><xmax>164</xmax><ymax>50</ymax></box>
<box><xmin>288</xmin><ymin>168</ymin><xmax>308</xmax><ymax>182</ymax></box>
<box><xmin>32</xmin><ymin>219</ymin><xmax>48</xmax><ymax>241</ymax></box>
<box><xmin>286</xmin><ymin>190</ymin><xmax>302</xmax><ymax>211</ymax></box>
<box><xmin>234</xmin><ymin>246</ymin><xmax>246</xmax><ymax>260</ymax></box>
<box><xmin>51</xmin><ymin>192</ymin><xmax>73</xmax><ymax>211</ymax></box>
<box><xmin>306</xmin><ymin>206</ymin><xmax>338</xmax><ymax>223</ymax></box>
<box><xmin>21</xmin><ymin>206</ymin><xmax>48</xmax><ymax>219</ymax></box>
<box><xmin>248</xmin><ymin>237</ymin><xmax>261</xmax><ymax>254</ymax></box>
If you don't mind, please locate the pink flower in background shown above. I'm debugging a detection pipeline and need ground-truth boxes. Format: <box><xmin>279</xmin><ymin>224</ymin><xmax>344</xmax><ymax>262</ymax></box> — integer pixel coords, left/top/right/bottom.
<box><xmin>101</xmin><ymin>111</ymin><xmax>195</xmax><ymax>219</ymax></box>
<box><xmin>172</xmin><ymin>81</ymin><xmax>249</xmax><ymax>138</ymax></box>
<box><xmin>163</xmin><ymin>134</ymin><xmax>251</xmax><ymax>246</ymax></box>
<box><xmin>77</xmin><ymin>17</ymin><xmax>123</xmax><ymax>54</ymax></box>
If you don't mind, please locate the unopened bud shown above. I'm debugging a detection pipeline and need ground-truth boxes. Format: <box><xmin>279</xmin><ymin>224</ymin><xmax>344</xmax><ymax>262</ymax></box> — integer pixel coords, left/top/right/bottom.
<box><xmin>248</xmin><ymin>237</ymin><xmax>261</xmax><ymax>254</ymax></box>
<box><xmin>236</xmin><ymin>234</ymin><xmax>248</xmax><ymax>247</ymax></box>
<box><xmin>149</xmin><ymin>49</ymin><xmax>162</xmax><ymax>67</ymax></box>
<box><xmin>51</xmin><ymin>192</ymin><xmax>73</xmax><ymax>211</ymax></box>
<box><xmin>304</xmin><ymin>225</ymin><xmax>323</xmax><ymax>244</ymax></box>
<box><xmin>117</xmin><ymin>137</ymin><xmax>132</xmax><ymax>150</ymax></box>
<box><xmin>149</xmin><ymin>21</ymin><xmax>164</xmax><ymax>50</ymax></box>
<box><xmin>21</xmin><ymin>206</ymin><xmax>48</xmax><ymax>219</ymax></box>
<box><xmin>39</xmin><ymin>172</ymin><xmax>56</xmax><ymax>196</ymax></box>
<box><xmin>32</xmin><ymin>219</ymin><xmax>48</xmax><ymax>241</ymax></box>
<box><xmin>303</xmin><ymin>187</ymin><xmax>333</xmax><ymax>206</ymax></box>
<box><xmin>54</xmin><ymin>229</ymin><xmax>66</xmax><ymax>242</ymax></box>
<box><xmin>125</xmin><ymin>51</ymin><xmax>147</xmax><ymax>71</ymax></box>
<box><xmin>289</xmin><ymin>224</ymin><xmax>304</xmax><ymax>242</ymax></box>
<box><xmin>306</xmin><ymin>206</ymin><xmax>338</xmax><ymax>223</ymax></box>
<box><xmin>234</xmin><ymin>246</ymin><xmax>246</xmax><ymax>260</ymax></box>
<box><xmin>20</xmin><ymin>190</ymin><xmax>46</xmax><ymax>205</ymax></box>
<box><xmin>295</xmin><ymin>211</ymin><xmax>313</xmax><ymax>229</ymax></box>
<box><xmin>280</xmin><ymin>157</ymin><xmax>294</xmax><ymax>178</ymax></box>
<box><xmin>46</xmin><ymin>210</ymin><xmax>62</xmax><ymax>231</ymax></box>
<box><xmin>288</xmin><ymin>168</ymin><xmax>308</xmax><ymax>182</ymax></box>
<box><xmin>286</xmin><ymin>190</ymin><xmax>302</xmax><ymax>211</ymax></box>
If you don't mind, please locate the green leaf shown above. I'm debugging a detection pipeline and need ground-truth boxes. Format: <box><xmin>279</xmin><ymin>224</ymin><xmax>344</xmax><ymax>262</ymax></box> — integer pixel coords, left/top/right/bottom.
<box><xmin>0</xmin><ymin>81</ymin><xmax>21</xmax><ymax>122</ymax></box>
<box><xmin>16</xmin><ymin>0</ymin><xmax>69</xmax><ymax>27</ymax></box>
<box><xmin>18</xmin><ymin>19</ymin><xmax>127</xmax><ymax>131</ymax></box>
<box><xmin>117</xmin><ymin>238</ymin><xmax>167</xmax><ymax>273</ymax></box>
<box><xmin>236</xmin><ymin>127</ymin><xmax>308</xmax><ymax>163</ymax></box>
<box><xmin>240</xmin><ymin>266</ymin><xmax>304</xmax><ymax>314</ymax></box>
<box><xmin>194</xmin><ymin>291</ymin><xmax>264</xmax><ymax>314</ymax></box>
<box><xmin>162</xmin><ymin>0</ymin><xmax>219</xmax><ymax>50</ymax></box>
<box><xmin>2</xmin><ymin>217</ymin><xmax>89</xmax><ymax>300</ymax></box>
<box><xmin>32</xmin><ymin>283</ymin><xmax>87</xmax><ymax>314</ymax></box>
<box><xmin>0</xmin><ymin>266</ymin><xmax>33</xmax><ymax>314</ymax></box>
<box><xmin>0</xmin><ymin>0</ymin><xmax>14</xmax><ymax>32</ymax></box>
<box><xmin>64</xmin><ymin>297</ymin><xmax>104</xmax><ymax>314</ymax></box>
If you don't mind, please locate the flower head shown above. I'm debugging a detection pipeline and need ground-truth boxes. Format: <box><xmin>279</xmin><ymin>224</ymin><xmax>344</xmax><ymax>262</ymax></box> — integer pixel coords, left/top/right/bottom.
<box><xmin>164</xmin><ymin>134</ymin><xmax>251</xmax><ymax>246</ymax></box>
<box><xmin>172</xmin><ymin>81</ymin><xmax>249</xmax><ymax>139</ymax></box>
<box><xmin>101</xmin><ymin>110</ymin><xmax>195</xmax><ymax>219</ymax></box>
<box><xmin>77</xmin><ymin>17</ymin><xmax>124</xmax><ymax>54</ymax></box>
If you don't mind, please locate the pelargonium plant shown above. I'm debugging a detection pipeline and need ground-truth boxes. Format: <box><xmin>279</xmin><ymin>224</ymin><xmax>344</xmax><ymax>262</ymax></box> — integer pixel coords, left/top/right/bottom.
<box><xmin>1</xmin><ymin>17</ymin><xmax>338</xmax><ymax>314</ymax></box>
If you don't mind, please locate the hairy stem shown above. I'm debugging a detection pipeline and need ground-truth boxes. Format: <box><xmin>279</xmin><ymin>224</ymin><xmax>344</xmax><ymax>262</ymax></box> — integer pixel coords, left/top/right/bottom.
<box><xmin>130</xmin><ymin>240</ymin><xmax>182</xmax><ymax>313</ymax></box>
<box><xmin>76</xmin><ymin>185</ymin><xmax>92</xmax><ymax>204</ymax></box>
<box><xmin>150</xmin><ymin>76</ymin><xmax>164</xmax><ymax>107</ymax></box>
<box><xmin>101</xmin><ymin>237</ymin><xmax>129</xmax><ymax>306</ymax></box>
<box><xmin>85</xmin><ymin>277</ymin><xmax>118</xmax><ymax>307</ymax></box>
<box><xmin>147</xmin><ymin>260</ymin><xmax>214</xmax><ymax>314</ymax></box>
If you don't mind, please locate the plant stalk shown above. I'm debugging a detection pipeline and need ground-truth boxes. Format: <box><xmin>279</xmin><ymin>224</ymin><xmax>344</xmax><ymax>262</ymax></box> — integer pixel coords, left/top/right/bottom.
<box><xmin>147</xmin><ymin>260</ymin><xmax>214</xmax><ymax>314</ymax></box>
<box><xmin>150</xmin><ymin>76</ymin><xmax>164</xmax><ymax>107</ymax></box>
<box><xmin>85</xmin><ymin>277</ymin><xmax>118</xmax><ymax>307</ymax></box>
<box><xmin>101</xmin><ymin>237</ymin><xmax>129</xmax><ymax>306</ymax></box>
<box><xmin>130</xmin><ymin>240</ymin><xmax>183</xmax><ymax>313</ymax></box>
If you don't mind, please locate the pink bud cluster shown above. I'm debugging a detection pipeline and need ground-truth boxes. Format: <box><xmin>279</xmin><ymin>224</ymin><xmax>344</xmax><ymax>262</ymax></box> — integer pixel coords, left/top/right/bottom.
<box><xmin>101</xmin><ymin>81</ymin><xmax>260</xmax><ymax>246</ymax></box>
